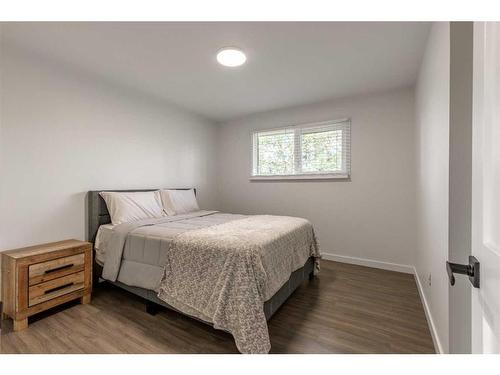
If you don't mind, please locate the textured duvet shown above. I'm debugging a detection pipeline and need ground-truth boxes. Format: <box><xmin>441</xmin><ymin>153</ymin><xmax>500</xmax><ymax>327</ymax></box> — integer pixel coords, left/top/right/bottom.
<box><xmin>101</xmin><ymin>211</ymin><xmax>320</xmax><ymax>354</ymax></box>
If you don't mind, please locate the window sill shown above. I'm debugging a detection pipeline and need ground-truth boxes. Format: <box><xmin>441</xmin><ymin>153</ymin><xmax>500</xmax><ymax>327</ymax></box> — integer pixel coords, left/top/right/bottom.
<box><xmin>249</xmin><ymin>174</ymin><xmax>350</xmax><ymax>181</ymax></box>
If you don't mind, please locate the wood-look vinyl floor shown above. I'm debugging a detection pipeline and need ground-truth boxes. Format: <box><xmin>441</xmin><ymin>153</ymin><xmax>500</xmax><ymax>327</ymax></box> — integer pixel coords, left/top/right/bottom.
<box><xmin>0</xmin><ymin>260</ymin><xmax>435</xmax><ymax>354</ymax></box>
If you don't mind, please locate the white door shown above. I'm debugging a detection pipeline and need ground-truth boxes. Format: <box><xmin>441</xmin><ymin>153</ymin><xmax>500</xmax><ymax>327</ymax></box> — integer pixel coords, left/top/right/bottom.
<box><xmin>471</xmin><ymin>22</ymin><xmax>500</xmax><ymax>353</ymax></box>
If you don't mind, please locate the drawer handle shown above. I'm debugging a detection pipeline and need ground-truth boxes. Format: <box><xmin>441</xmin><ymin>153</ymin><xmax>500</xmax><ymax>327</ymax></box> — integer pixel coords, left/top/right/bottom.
<box><xmin>44</xmin><ymin>283</ymin><xmax>74</xmax><ymax>294</ymax></box>
<box><xmin>44</xmin><ymin>264</ymin><xmax>74</xmax><ymax>274</ymax></box>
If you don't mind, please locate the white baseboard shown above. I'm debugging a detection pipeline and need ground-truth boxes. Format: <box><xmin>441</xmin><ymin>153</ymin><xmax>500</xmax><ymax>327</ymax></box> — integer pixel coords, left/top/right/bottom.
<box><xmin>413</xmin><ymin>268</ymin><xmax>444</xmax><ymax>354</ymax></box>
<box><xmin>321</xmin><ymin>252</ymin><xmax>414</xmax><ymax>274</ymax></box>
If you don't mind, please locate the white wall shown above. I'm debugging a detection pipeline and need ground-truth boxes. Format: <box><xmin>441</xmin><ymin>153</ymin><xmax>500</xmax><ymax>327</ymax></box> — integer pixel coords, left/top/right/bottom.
<box><xmin>0</xmin><ymin>25</ymin><xmax>3</xmax><ymax>195</ymax></box>
<box><xmin>0</xmin><ymin>44</ymin><xmax>218</xmax><ymax>253</ymax></box>
<box><xmin>216</xmin><ymin>88</ymin><xmax>417</xmax><ymax>270</ymax></box>
<box><xmin>414</xmin><ymin>22</ymin><xmax>450</xmax><ymax>354</ymax></box>
<box><xmin>0</xmin><ymin>24</ymin><xmax>4</xmax><ymax>299</ymax></box>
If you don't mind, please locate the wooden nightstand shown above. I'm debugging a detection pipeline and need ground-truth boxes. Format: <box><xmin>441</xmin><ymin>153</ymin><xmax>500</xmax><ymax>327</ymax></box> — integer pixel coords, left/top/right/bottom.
<box><xmin>1</xmin><ymin>239</ymin><xmax>92</xmax><ymax>331</ymax></box>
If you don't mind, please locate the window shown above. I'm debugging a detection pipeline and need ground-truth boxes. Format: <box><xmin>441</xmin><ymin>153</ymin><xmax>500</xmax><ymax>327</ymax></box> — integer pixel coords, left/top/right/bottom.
<box><xmin>251</xmin><ymin>119</ymin><xmax>351</xmax><ymax>180</ymax></box>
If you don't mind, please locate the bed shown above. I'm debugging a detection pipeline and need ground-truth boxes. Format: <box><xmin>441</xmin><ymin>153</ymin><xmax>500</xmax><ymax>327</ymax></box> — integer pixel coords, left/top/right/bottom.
<box><xmin>87</xmin><ymin>189</ymin><xmax>319</xmax><ymax>353</ymax></box>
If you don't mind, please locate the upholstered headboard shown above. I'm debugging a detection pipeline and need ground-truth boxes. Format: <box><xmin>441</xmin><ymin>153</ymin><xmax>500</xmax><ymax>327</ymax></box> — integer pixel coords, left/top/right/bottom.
<box><xmin>87</xmin><ymin>188</ymin><xmax>195</xmax><ymax>243</ymax></box>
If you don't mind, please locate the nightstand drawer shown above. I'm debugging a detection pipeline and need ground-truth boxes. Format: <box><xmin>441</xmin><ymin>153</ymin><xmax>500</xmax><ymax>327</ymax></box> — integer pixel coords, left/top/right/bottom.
<box><xmin>28</xmin><ymin>271</ymin><xmax>85</xmax><ymax>307</ymax></box>
<box><xmin>29</xmin><ymin>253</ymin><xmax>85</xmax><ymax>286</ymax></box>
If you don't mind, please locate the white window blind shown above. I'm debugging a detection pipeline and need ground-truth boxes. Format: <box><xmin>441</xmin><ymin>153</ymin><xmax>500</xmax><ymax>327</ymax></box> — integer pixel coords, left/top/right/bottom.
<box><xmin>251</xmin><ymin>119</ymin><xmax>351</xmax><ymax>180</ymax></box>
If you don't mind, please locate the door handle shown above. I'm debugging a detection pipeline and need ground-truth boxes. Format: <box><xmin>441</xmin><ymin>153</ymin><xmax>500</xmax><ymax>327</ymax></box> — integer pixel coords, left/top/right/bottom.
<box><xmin>446</xmin><ymin>256</ymin><xmax>480</xmax><ymax>288</ymax></box>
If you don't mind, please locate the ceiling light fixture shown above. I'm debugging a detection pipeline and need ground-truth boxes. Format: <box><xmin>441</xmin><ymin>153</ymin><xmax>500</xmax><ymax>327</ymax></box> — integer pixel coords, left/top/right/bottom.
<box><xmin>216</xmin><ymin>47</ymin><xmax>247</xmax><ymax>67</ymax></box>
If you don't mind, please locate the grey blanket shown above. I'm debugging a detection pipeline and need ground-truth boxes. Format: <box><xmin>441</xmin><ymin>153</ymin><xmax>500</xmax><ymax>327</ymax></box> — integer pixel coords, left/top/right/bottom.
<box><xmin>102</xmin><ymin>211</ymin><xmax>319</xmax><ymax>354</ymax></box>
<box><xmin>102</xmin><ymin>211</ymin><xmax>222</xmax><ymax>281</ymax></box>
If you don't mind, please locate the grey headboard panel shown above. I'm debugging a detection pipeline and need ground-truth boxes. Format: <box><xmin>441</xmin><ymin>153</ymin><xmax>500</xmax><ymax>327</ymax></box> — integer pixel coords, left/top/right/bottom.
<box><xmin>87</xmin><ymin>188</ymin><xmax>195</xmax><ymax>244</ymax></box>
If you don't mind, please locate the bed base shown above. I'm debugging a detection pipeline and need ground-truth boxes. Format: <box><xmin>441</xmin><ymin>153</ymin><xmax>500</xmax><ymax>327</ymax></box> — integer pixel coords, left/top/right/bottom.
<box><xmin>93</xmin><ymin>257</ymin><xmax>314</xmax><ymax>322</ymax></box>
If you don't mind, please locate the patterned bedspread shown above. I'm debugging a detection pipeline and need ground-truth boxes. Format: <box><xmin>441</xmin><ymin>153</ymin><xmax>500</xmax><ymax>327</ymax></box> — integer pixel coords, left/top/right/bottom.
<box><xmin>157</xmin><ymin>215</ymin><xmax>319</xmax><ymax>353</ymax></box>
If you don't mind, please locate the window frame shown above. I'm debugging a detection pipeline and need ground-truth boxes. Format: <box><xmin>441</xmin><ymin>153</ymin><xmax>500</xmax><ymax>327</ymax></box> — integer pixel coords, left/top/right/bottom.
<box><xmin>250</xmin><ymin>118</ymin><xmax>351</xmax><ymax>181</ymax></box>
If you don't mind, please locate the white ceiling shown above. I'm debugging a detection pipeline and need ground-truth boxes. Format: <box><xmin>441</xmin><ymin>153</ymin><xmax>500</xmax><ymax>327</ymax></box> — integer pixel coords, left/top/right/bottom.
<box><xmin>3</xmin><ymin>22</ymin><xmax>430</xmax><ymax>122</ymax></box>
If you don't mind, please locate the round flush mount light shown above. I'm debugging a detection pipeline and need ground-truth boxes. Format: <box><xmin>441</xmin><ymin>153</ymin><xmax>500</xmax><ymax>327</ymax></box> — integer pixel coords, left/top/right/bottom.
<box><xmin>216</xmin><ymin>47</ymin><xmax>247</xmax><ymax>67</ymax></box>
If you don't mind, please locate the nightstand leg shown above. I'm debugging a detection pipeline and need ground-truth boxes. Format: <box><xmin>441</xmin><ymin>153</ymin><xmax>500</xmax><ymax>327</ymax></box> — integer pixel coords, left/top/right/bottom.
<box><xmin>13</xmin><ymin>318</ymin><xmax>28</xmax><ymax>331</ymax></box>
<box><xmin>81</xmin><ymin>294</ymin><xmax>91</xmax><ymax>304</ymax></box>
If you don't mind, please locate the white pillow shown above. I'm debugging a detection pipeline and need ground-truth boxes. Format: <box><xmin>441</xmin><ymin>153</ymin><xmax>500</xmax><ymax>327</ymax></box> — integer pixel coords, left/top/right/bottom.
<box><xmin>158</xmin><ymin>189</ymin><xmax>199</xmax><ymax>216</ymax></box>
<box><xmin>99</xmin><ymin>191</ymin><xmax>165</xmax><ymax>225</ymax></box>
